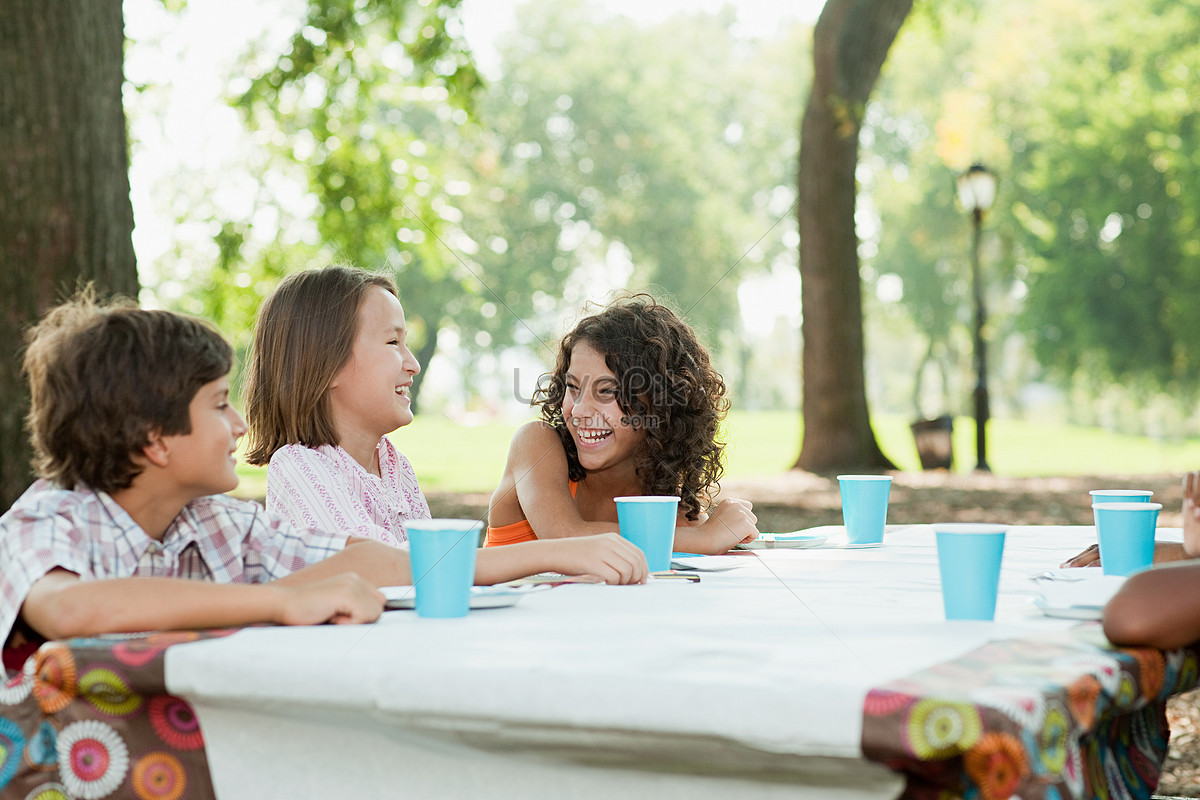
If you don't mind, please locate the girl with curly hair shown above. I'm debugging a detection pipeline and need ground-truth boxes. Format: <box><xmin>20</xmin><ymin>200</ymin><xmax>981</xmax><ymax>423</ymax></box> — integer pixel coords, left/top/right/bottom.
<box><xmin>486</xmin><ymin>294</ymin><xmax>758</xmax><ymax>554</ymax></box>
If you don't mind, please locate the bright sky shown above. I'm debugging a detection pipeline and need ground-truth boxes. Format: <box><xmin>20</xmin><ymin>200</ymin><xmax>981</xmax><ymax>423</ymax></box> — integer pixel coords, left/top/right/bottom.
<box><xmin>461</xmin><ymin>0</ymin><xmax>826</xmax><ymax>75</ymax></box>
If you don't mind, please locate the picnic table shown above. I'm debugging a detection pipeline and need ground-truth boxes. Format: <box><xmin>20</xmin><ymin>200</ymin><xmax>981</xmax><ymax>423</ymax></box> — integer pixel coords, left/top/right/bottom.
<box><xmin>3</xmin><ymin>524</ymin><xmax>1198</xmax><ymax>799</ymax></box>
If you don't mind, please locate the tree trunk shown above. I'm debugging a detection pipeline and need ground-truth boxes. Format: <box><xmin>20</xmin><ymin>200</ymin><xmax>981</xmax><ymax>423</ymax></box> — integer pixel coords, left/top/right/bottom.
<box><xmin>0</xmin><ymin>0</ymin><xmax>137</xmax><ymax>508</ymax></box>
<box><xmin>793</xmin><ymin>0</ymin><xmax>912</xmax><ymax>473</ymax></box>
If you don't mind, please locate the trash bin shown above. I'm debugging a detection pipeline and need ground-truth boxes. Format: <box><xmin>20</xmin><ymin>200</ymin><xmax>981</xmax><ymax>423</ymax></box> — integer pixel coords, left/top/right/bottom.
<box><xmin>910</xmin><ymin>415</ymin><xmax>954</xmax><ymax>471</ymax></box>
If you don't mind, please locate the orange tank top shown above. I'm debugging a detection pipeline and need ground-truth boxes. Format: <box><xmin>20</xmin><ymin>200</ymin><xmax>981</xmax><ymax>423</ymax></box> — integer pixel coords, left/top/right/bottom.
<box><xmin>484</xmin><ymin>480</ymin><xmax>579</xmax><ymax>547</ymax></box>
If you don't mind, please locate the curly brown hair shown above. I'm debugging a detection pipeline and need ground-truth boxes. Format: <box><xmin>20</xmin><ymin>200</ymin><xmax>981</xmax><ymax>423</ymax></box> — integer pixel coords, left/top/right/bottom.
<box><xmin>533</xmin><ymin>294</ymin><xmax>729</xmax><ymax>521</ymax></box>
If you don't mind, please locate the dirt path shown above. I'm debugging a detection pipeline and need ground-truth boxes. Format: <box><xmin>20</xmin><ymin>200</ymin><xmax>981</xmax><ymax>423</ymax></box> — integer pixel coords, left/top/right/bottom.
<box><xmin>426</xmin><ymin>469</ymin><xmax>1199</xmax><ymax>795</ymax></box>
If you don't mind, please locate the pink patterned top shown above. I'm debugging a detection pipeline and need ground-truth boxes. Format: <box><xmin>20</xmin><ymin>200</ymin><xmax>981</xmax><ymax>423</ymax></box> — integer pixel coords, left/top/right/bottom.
<box><xmin>266</xmin><ymin>438</ymin><xmax>430</xmax><ymax>548</ymax></box>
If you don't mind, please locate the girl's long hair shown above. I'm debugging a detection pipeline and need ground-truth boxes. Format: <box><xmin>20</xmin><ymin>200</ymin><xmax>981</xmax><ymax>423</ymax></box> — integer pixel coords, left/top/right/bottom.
<box><xmin>242</xmin><ymin>266</ymin><xmax>397</xmax><ymax>466</ymax></box>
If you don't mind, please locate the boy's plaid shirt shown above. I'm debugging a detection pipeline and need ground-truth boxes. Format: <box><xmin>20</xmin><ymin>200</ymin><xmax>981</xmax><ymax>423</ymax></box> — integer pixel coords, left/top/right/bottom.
<box><xmin>0</xmin><ymin>481</ymin><xmax>346</xmax><ymax>652</ymax></box>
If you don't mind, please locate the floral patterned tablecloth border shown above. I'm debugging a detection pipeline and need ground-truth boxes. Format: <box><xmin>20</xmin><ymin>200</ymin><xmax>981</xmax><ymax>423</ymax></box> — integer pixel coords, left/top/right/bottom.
<box><xmin>862</xmin><ymin>623</ymin><xmax>1200</xmax><ymax>800</ymax></box>
<box><xmin>1</xmin><ymin>629</ymin><xmax>235</xmax><ymax>800</ymax></box>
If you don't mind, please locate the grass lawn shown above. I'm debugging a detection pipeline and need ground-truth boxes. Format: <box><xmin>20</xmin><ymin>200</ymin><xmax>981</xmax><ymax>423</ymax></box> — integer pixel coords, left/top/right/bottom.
<box><xmin>232</xmin><ymin>410</ymin><xmax>1200</xmax><ymax>499</ymax></box>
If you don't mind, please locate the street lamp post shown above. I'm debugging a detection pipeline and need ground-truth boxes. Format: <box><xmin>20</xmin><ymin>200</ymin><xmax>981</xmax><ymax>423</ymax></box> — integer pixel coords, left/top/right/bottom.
<box><xmin>956</xmin><ymin>163</ymin><xmax>996</xmax><ymax>473</ymax></box>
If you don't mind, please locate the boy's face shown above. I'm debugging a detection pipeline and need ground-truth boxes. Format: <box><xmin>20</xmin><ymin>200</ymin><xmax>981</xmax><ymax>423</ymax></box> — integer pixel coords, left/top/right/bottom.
<box><xmin>160</xmin><ymin>375</ymin><xmax>247</xmax><ymax>497</ymax></box>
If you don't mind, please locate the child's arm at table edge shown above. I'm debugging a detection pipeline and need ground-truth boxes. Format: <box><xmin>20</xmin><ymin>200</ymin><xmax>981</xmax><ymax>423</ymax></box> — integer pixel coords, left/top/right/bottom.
<box><xmin>272</xmin><ymin>536</ymin><xmax>412</xmax><ymax>586</ymax></box>
<box><xmin>21</xmin><ymin>567</ymin><xmax>385</xmax><ymax>641</ymax></box>
<box><xmin>1103</xmin><ymin>560</ymin><xmax>1200</xmax><ymax>649</ymax></box>
<box><xmin>475</xmin><ymin>536</ymin><xmax>647</xmax><ymax>585</ymax></box>
<box><xmin>496</xmin><ymin>422</ymin><xmax>618</xmax><ymax>539</ymax></box>
<box><xmin>673</xmin><ymin>498</ymin><xmax>759</xmax><ymax>554</ymax></box>
<box><xmin>282</xmin><ymin>533</ymin><xmax>646</xmax><ymax>587</ymax></box>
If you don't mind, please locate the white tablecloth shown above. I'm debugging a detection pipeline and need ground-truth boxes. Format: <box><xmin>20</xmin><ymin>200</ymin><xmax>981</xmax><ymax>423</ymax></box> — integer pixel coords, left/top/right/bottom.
<box><xmin>166</xmin><ymin>524</ymin><xmax>1158</xmax><ymax>799</ymax></box>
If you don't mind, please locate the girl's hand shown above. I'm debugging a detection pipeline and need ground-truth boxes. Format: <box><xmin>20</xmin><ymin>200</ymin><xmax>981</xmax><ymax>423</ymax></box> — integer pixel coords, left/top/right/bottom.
<box><xmin>1060</xmin><ymin>544</ymin><xmax>1101</xmax><ymax>569</ymax></box>
<box><xmin>548</xmin><ymin>533</ymin><xmax>648</xmax><ymax>585</ymax></box>
<box><xmin>676</xmin><ymin>499</ymin><xmax>758</xmax><ymax>555</ymax></box>
<box><xmin>275</xmin><ymin>574</ymin><xmax>386</xmax><ymax>626</ymax></box>
<box><xmin>1185</xmin><ymin>472</ymin><xmax>1200</xmax><ymax>558</ymax></box>
<box><xmin>1060</xmin><ymin>539</ymin><xmax>1188</xmax><ymax>569</ymax></box>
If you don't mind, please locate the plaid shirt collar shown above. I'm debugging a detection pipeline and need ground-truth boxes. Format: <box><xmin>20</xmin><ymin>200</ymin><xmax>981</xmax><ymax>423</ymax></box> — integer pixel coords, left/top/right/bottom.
<box><xmin>79</xmin><ymin>485</ymin><xmax>207</xmax><ymax>574</ymax></box>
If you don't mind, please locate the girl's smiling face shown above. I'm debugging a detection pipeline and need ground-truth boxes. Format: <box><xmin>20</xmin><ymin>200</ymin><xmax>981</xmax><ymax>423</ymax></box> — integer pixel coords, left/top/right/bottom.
<box><xmin>328</xmin><ymin>286</ymin><xmax>421</xmax><ymax>444</ymax></box>
<box><xmin>562</xmin><ymin>341</ymin><xmax>646</xmax><ymax>474</ymax></box>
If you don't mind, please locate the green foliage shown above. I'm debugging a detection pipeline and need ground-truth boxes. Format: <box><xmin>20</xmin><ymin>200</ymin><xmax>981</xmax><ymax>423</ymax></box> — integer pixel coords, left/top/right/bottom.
<box><xmin>157</xmin><ymin>0</ymin><xmax>1200</xmax><ymax>432</ymax></box>
<box><xmin>185</xmin><ymin>0</ymin><xmax>812</xmax><ymax>409</ymax></box>
<box><xmin>215</xmin><ymin>0</ymin><xmax>486</xmax><ymax>404</ymax></box>
<box><xmin>471</xmin><ymin>0</ymin><xmax>809</xmax><ymax>344</ymax></box>
<box><xmin>1003</xmin><ymin>0</ymin><xmax>1200</xmax><ymax>393</ymax></box>
<box><xmin>863</xmin><ymin>0</ymin><xmax>1200</xmax><ymax>420</ymax></box>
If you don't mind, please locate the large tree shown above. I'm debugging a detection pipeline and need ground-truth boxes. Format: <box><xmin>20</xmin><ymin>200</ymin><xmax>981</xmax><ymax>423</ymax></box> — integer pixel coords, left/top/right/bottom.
<box><xmin>0</xmin><ymin>0</ymin><xmax>137</xmax><ymax>508</ymax></box>
<box><xmin>794</xmin><ymin>0</ymin><xmax>913</xmax><ymax>472</ymax></box>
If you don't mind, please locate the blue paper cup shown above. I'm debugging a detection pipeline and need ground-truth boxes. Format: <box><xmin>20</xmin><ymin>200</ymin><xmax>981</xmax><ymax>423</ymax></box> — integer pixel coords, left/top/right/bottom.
<box><xmin>1089</xmin><ymin>489</ymin><xmax>1153</xmax><ymax>505</ymax></box>
<box><xmin>1093</xmin><ymin>502</ymin><xmax>1160</xmax><ymax>577</ymax></box>
<box><xmin>837</xmin><ymin>475</ymin><xmax>892</xmax><ymax>545</ymax></box>
<box><xmin>934</xmin><ymin>524</ymin><xmax>1007</xmax><ymax>621</ymax></box>
<box><xmin>615</xmin><ymin>496</ymin><xmax>679</xmax><ymax>572</ymax></box>
<box><xmin>406</xmin><ymin>519</ymin><xmax>482</xmax><ymax>618</ymax></box>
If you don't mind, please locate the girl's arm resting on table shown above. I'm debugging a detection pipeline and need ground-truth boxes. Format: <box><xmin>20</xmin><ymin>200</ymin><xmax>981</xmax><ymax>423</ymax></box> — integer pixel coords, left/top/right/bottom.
<box><xmin>1102</xmin><ymin>560</ymin><xmax>1200</xmax><ymax>649</ymax></box>
<box><xmin>272</xmin><ymin>537</ymin><xmax>412</xmax><ymax>587</ymax></box>
<box><xmin>673</xmin><ymin>498</ymin><xmax>759</xmax><ymax>555</ymax></box>
<box><xmin>1062</xmin><ymin>541</ymin><xmax>1189</xmax><ymax>569</ymax></box>
<box><xmin>497</xmin><ymin>422</ymin><xmax>616</xmax><ymax>540</ymax></box>
<box><xmin>476</xmin><ymin>534</ymin><xmax>647</xmax><ymax>585</ymax></box>
<box><xmin>1184</xmin><ymin>472</ymin><xmax>1200</xmax><ymax>557</ymax></box>
<box><xmin>21</xmin><ymin>568</ymin><xmax>385</xmax><ymax>641</ymax></box>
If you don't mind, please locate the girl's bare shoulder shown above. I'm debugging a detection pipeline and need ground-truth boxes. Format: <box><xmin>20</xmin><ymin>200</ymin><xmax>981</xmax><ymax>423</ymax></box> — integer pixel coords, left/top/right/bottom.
<box><xmin>510</xmin><ymin>419</ymin><xmax>561</xmax><ymax>447</ymax></box>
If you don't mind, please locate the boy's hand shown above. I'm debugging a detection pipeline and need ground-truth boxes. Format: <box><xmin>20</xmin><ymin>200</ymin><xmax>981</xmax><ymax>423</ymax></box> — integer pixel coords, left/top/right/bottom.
<box><xmin>549</xmin><ymin>533</ymin><xmax>648</xmax><ymax>585</ymax></box>
<box><xmin>676</xmin><ymin>499</ymin><xmax>758</xmax><ymax>555</ymax></box>
<box><xmin>276</xmin><ymin>574</ymin><xmax>386</xmax><ymax>626</ymax></box>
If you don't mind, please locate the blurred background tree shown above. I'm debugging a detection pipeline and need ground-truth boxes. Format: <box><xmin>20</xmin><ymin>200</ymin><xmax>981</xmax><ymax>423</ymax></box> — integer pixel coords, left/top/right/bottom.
<box><xmin>9</xmin><ymin>0</ymin><xmax>1200</xmax><ymax>510</ymax></box>
<box><xmin>138</xmin><ymin>0</ymin><xmax>1200</xmax><ymax>454</ymax></box>
<box><xmin>0</xmin><ymin>1</ymin><xmax>138</xmax><ymax>508</ymax></box>
<box><xmin>794</xmin><ymin>0</ymin><xmax>913</xmax><ymax>472</ymax></box>
<box><xmin>188</xmin><ymin>0</ymin><xmax>809</xmax><ymax>412</ymax></box>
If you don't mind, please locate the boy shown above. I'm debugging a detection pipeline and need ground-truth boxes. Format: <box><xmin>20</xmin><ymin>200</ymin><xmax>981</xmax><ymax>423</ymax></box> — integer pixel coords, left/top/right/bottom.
<box><xmin>1</xmin><ymin>293</ymin><xmax>408</xmax><ymax>673</ymax></box>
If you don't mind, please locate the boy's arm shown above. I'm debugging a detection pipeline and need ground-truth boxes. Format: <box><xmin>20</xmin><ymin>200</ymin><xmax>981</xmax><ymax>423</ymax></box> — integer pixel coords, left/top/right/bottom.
<box><xmin>1102</xmin><ymin>560</ymin><xmax>1200</xmax><ymax>649</ymax></box>
<box><xmin>21</xmin><ymin>568</ymin><xmax>386</xmax><ymax>641</ymax></box>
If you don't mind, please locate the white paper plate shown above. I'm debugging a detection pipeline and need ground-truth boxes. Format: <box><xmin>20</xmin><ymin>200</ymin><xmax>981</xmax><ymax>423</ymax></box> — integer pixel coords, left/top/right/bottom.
<box><xmin>1032</xmin><ymin>598</ymin><xmax>1104</xmax><ymax>621</ymax></box>
<box><xmin>738</xmin><ymin>530</ymin><xmax>832</xmax><ymax>550</ymax></box>
<box><xmin>669</xmin><ymin>556</ymin><xmax>745</xmax><ymax>571</ymax></box>
<box><xmin>381</xmin><ymin>584</ymin><xmax>544</xmax><ymax>611</ymax></box>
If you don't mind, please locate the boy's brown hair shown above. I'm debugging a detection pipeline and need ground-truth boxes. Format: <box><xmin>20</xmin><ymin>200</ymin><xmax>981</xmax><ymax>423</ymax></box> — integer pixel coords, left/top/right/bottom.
<box><xmin>23</xmin><ymin>292</ymin><xmax>233</xmax><ymax>493</ymax></box>
<box><xmin>242</xmin><ymin>266</ymin><xmax>398</xmax><ymax>466</ymax></box>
